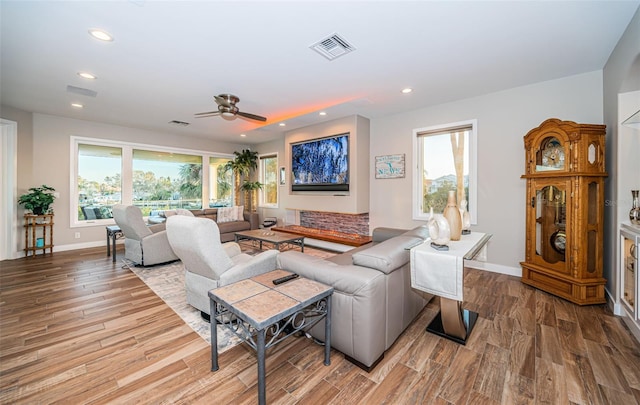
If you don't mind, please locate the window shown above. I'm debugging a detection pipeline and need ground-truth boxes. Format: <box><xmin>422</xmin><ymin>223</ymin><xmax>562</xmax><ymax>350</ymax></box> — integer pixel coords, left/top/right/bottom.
<box><xmin>71</xmin><ymin>137</ymin><xmax>233</xmax><ymax>226</ymax></box>
<box><xmin>259</xmin><ymin>154</ymin><xmax>278</xmax><ymax>207</ymax></box>
<box><xmin>132</xmin><ymin>149</ymin><xmax>203</xmax><ymax>216</ymax></box>
<box><xmin>412</xmin><ymin>120</ymin><xmax>477</xmax><ymax>223</ymax></box>
<box><xmin>209</xmin><ymin>157</ymin><xmax>233</xmax><ymax>207</ymax></box>
<box><xmin>76</xmin><ymin>143</ymin><xmax>122</xmax><ymax>221</ymax></box>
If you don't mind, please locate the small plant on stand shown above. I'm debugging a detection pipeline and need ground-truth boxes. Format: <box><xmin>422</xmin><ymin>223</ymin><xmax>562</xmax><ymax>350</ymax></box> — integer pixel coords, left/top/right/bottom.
<box><xmin>18</xmin><ymin>185</ymin><xmax>56</xmax><ymax>215</ymax></box>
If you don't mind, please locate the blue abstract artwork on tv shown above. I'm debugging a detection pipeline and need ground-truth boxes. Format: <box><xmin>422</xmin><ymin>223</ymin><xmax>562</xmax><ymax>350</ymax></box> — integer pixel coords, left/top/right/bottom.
<box><xmin>291</xmin><ymin>133</ymin><xmax>349</xmax><ymax>191</ymax></box>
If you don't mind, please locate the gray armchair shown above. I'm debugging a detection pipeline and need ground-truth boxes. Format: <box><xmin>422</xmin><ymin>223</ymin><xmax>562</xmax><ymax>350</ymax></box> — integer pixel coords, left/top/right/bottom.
<box><xmin>112</xmin><ymin>204</ymin><xmax>180</xmax><ymax>266</ymax></box>
<box><xmin>165</xmin><ymin>215</ymin><xmax>279</xmax><ymax>316</ymax></box>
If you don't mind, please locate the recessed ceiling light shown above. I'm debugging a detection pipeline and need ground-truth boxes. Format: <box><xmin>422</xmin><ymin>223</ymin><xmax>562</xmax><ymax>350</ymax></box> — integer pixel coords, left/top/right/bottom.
<box><xmin>240</xmin><ymin>134</ymin><xmax>246</xmax><ymax>137</ymax></box>
<box><xmin>88</xmin><ymin>29</ymin><xmax>113</xmax><ymax>42</ymax></box>
<box><xmin>319</xmin><ymin>111</ymin><xmax>327</xmax><ymax>116</ymax></box>
<box><xmin>402</xmin><ymin>88</ymin><xmax>413</xmax><ymax>94</ymax></box>
<box><xmin>71</xmin><ymin>103</ymin><xmax>83</xmax><ymax>108</ymax></box>
<box><xmin>279</xmin><ymin>123</ymin><xmax>286</xmax><ymax>127</ymax></box>
<box><xmin>78</xmin><ymin>72</ymin><xmax>97</xmax><ymax>80</ymax></box>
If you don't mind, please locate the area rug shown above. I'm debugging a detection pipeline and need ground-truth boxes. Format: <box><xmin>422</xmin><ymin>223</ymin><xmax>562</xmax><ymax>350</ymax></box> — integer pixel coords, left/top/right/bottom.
<box><xmin>128</xmin><ymin>242</ymin><xmax>336</xmax><ymax>353</ymax></box>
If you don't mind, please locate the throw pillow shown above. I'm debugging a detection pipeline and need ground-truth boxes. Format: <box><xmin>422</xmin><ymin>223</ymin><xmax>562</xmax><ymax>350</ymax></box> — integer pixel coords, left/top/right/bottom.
<box><xmin>217</xmin><ymin>207</ymin><xmax>234</xmax><ymax>223</ymax></box>
<box><xmin>217</xmin><ymin>206</ymin><xmax>244</xmax><ymax>223</ymax></box>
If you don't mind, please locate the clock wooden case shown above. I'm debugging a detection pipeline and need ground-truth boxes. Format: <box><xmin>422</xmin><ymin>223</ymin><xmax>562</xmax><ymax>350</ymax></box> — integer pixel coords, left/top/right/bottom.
<box><xmin>521</xmin><ymin>118</ymin><xmax>607</xmax><ymax>305</ymax></box>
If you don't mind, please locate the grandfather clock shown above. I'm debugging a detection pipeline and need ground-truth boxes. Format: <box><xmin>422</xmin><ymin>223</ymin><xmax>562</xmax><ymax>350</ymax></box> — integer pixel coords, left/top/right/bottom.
<box><xmin>521</xmin><ymin>118</ymin><xmax>607</xmax><ymax>305</ymax></box>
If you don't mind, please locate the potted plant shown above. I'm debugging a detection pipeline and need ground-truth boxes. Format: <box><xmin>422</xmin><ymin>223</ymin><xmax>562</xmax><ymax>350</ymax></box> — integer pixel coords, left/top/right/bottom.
<box><xmin>226</xmin><ymin>149</ymin><xmax>260</xmax><ymax>208</ymax></box>
<box><xmin>240</xmin><ymin>180</ymin><xmax>263</xmax><ymax>212</ymax></box>
<box><xmin>18</xmin><ymin>185</ymin><xmax>56</xmax><ymax>215</ymax></box>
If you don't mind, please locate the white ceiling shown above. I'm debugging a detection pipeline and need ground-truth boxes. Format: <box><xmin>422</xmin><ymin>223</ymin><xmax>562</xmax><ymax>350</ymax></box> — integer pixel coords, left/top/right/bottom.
<box><xmin>2</xmin><ymin>1</ymin><xmax>638</xmax><ymax>144</ymax></box>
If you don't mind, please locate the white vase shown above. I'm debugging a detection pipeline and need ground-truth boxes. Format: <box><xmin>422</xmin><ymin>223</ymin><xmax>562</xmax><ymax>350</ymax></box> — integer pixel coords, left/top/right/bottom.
<box><xmin>428</xmin><ymin>207</ymin><xmax>451</xmax><ymax>245</ymax></box>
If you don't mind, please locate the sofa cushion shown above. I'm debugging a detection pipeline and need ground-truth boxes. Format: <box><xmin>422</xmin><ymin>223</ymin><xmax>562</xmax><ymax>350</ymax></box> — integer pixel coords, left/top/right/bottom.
<box><xmin>217</xmin><ymin>219</ymin><xmax>251</xmax><ymax>234</ymax></box>
<box><xmin>351</xmin><ymin>235</ymin><xmax>422</xmax><ymax>274</ymax></box>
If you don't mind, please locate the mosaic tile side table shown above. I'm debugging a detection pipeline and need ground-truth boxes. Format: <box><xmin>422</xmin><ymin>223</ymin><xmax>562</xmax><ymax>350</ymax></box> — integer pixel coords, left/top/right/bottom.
<box><xmin>208</xmin><ymin>270</ymin><xmax>333</xmax><ymax>405</ymax></box>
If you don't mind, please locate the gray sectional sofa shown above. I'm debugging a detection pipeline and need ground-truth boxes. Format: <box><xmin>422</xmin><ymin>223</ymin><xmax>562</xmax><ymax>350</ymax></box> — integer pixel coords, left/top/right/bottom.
<box><xmin>277</xmin><ymin>226</ymin><xmax>432</xmax><ymax>370</ymax></box>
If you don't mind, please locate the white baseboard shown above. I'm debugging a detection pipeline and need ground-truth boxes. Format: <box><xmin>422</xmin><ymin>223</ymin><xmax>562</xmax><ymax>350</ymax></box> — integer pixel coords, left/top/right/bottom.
<box><xmin>605</xmin><ymin>288</ymin><xmax>625</xmax><ymax>316</ymax></box>
<box><xmin>12</xmin><ymin>239</ymin><xmax>114</xmax><ymax>259</ymax></box>
<box><xmin>466</xmin><ymin>259</ymin><xmax>522</xmax><ymax>277</ymax></box>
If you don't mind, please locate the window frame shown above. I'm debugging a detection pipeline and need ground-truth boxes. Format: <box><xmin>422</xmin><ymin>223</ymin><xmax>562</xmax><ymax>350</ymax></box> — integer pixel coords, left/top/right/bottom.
<box><xmin>70</xmin><ymin>136</ymin><xmax>233</xmax><ymax>227</ymax></box>
<box><xmin>412</xmin><ymin>119</ymin><xmax>478</xmax><ymax>224</ymax></box>
<box><xmin>258</xmin><ymin>152</ymin><xmax>279</xmax><ymax>208</ymax></box>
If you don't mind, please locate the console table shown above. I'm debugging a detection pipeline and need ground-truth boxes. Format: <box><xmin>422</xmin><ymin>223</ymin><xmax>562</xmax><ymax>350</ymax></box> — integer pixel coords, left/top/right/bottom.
<box><xmin>208</xmin><ymin>270</ymin><xmax>333</xmax><ymax>405</ymax></box>
<box><xmin>410</xmin><ymin>232</ymin><xmax>492</xmax><ymax>344</ymax></box>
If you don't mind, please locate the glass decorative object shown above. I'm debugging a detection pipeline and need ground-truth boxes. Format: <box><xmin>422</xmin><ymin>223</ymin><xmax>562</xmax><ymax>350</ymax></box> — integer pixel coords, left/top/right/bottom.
<box><xmin>460</xmin><ymin>199</ymin><xmax>471</xmax><ymax>235</ymax></box>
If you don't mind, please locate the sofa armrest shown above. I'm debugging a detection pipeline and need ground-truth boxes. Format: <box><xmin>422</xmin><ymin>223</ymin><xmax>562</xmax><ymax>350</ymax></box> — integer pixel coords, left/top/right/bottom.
<box><xmin>371</xmin><ymin>227</ymin><xmax>407</xmax><ymax>242</ymax></box>
<box><xmin>244</xmin><ymin>211</ymin><xmax>259</xmax><ymax>230</ymax></box>
<box><xmin>351</xmin><ymin>235</ymin><xmax>423</xmax><ymax>274</ymax></box>
<box><xmin>222</xmin><ymin>242</ymin><xmax>242</xmax><ymax>258</ymax></box>
<box><xmin>140</xmin><ymin>230</ymin><xmax>178</xmax><ymax>265</ymax></box>
<box><xmin>219</xmin><ymin>250</ymin><xmax>279</xmax><ymax>285</ymax></box>
<box><xmin>371</xmin><ymin>225</ymin><xmax>429</xmax><ymax>242</ymax></box>
<box><xmin>148</xmin><ymin>223</ymin><xmax>167</xmax><ymax>233</ymax></box>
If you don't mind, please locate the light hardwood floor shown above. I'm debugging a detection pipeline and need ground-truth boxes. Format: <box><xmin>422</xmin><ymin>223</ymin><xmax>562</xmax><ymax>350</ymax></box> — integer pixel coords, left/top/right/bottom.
<box><xmin>1</xmin><ymin>246</ymin><xmax>639</xmax><ymax>404</ymax></box>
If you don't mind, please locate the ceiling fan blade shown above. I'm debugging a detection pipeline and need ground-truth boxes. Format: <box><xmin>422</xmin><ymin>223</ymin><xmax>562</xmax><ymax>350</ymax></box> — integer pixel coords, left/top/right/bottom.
<box><xmin>195</xmin><ymin>110</ymin><xmax>219</xmax><ymax>116</ymax></box>
<box><xmin>237</xmin><ymin>111</ymin><xmax>267</xmax><ymax>122</ymax></box>
<box><xmin>194</xmin><ymin>111</ymin><xmax>221</xmax><ymax>118</ymax></box>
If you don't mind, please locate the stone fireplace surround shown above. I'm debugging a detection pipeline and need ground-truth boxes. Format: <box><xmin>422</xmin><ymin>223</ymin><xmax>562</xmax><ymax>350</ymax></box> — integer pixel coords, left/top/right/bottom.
<box><xmin>273</xmin><ymin>210</ymin><xmax>371</xmax><ymax>249</ymax></box>
<box><xmin>300</xmin><ymin>210</ymin><xmax>369</xmax><ymax>235</ymax></box>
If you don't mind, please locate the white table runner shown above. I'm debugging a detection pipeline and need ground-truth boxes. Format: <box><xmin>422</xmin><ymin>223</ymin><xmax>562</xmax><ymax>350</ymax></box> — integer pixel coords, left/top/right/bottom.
<box><xmin>410</xmin><ymin>232</ymin><xmax>488</xmax><ymax>301</ymax></box>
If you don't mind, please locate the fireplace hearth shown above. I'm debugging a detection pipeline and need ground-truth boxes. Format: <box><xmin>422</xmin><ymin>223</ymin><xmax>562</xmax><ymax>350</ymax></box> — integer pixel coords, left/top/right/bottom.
<box><xmin>274</xmin><ymin>210</ymin><xmax>371</xmax><ymax>247</ymax></box>
<box><xmin>272</xmin><ymin>225</ymin><xmax>371</xmax><ymax>247</ymax></box>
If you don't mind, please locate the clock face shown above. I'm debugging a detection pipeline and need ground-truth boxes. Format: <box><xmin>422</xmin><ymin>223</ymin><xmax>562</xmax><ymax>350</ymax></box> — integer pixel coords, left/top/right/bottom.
<box><xmin>541</xmin><ymin>138</ymin><xmax>564</xmax><ymax>169</ymax></box>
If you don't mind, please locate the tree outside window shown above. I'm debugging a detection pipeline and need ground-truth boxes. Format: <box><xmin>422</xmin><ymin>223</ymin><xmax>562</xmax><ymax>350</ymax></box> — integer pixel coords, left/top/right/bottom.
<box><xmin>77</xmin><ymin>143</ymin><xmax>122</xmax><ymax>220</ymax></box>
<box><xmin>259</xmin><ymin>154</ymin><xmax>278</xmax><ymax>207</ymax></box>
<box><xmin>413</xmin><ymin>120</ymin><xmax>477</xmax><ymax>223</ymax></box>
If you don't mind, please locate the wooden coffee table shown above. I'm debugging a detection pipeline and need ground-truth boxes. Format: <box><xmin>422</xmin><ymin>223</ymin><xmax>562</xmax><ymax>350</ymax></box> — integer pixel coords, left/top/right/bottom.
<box><xmin>208</xmin><ymin>270</ymin><xmax>333</xmax><ymax>405</ymax></box>
<box><xmin>235</xmin><ymin>229</ymin><xmax>305</xmax><ymax>252</ymax></box>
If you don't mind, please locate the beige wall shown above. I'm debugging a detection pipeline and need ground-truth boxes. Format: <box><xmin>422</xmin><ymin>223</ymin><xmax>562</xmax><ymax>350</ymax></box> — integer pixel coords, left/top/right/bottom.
<box><xmin>370</xmin><ymin>71</ymin><xmax>604</xmax><ymax>273</ymax></box>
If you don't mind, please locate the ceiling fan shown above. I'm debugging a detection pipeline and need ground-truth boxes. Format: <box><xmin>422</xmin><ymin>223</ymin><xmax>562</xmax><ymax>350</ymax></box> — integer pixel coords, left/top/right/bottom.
<box><xmin>195</xmin><ymin>94</ymin><xmax>267</xmax><ymax>122</ymax></box>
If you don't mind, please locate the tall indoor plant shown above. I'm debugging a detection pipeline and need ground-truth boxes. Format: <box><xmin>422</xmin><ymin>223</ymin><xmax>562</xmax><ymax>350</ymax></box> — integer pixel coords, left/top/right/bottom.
<box><xmin>226</xmin><ymin>149</ymin><xmax>262</xmax><ymax>210</ymax></box>
<box><xmin>18</xmin><ymin>185</ymin><xmax>57</xmax><ymax>215</ymax></box>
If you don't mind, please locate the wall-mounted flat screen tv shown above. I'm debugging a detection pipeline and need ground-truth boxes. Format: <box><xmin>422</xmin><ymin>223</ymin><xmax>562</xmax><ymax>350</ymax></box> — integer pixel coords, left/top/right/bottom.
<box><xmin>291</xmin><ymin>133</ymin><xmax>349</xmax><ymax>192</ymax></box>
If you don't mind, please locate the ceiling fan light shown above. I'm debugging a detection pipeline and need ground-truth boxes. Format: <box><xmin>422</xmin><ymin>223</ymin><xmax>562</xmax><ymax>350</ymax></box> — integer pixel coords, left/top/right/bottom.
<box><xmin>221</xmin><ymin>111</ymin><xmax>236</xmax><ymax>120</ymax></box>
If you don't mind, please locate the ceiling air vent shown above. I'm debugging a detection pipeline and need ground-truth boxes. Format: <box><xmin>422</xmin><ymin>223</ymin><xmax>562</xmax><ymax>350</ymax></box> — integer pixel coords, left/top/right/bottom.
<box><xmin>168</xmin><ymin>120</ymin><xmax>190</xmax><ymax>126</ymax></box>
<box><xmin>66</xmin><ymin>85</ymin><xmax>97</xmax><ymax>98</ymax></box>
<box><xmin>310</xmin><ymin>33</ymin><xmax>356</xmax><ymax>61</ymax></box>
